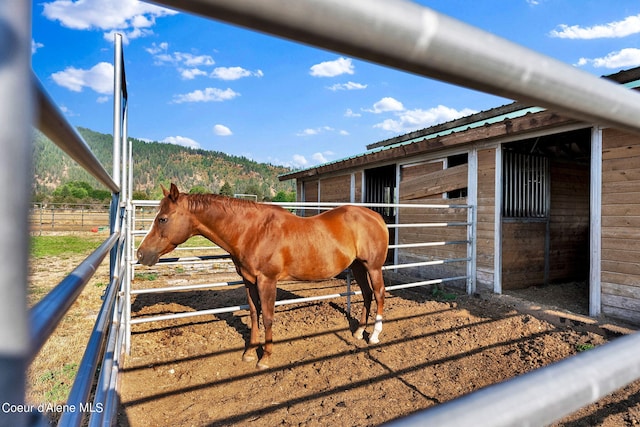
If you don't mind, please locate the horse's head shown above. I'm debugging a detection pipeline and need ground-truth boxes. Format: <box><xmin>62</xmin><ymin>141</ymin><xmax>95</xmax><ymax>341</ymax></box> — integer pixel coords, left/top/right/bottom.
<box><xmin>137</xmin><ymin>183</ymin><xmax>195</xmax><ymax>266</ymax></box>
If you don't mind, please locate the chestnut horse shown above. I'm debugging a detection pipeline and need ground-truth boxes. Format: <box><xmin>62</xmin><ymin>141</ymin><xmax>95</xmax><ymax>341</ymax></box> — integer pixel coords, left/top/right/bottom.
<box><xmin>137</xmin><ymin>183</ymin><xmax>389</xmax><ymax>369</ymax></box>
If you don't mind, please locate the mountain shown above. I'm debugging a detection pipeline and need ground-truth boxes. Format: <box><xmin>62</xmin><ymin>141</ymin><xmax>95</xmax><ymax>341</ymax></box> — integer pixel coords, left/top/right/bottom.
<box><xmin>32</xmin><ymin>127</ymin><xmax>295</xmax><ymax>200</ymax></box>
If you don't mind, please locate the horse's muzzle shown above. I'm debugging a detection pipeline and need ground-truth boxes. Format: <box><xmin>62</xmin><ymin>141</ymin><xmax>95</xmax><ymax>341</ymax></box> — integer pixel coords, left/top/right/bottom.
<box><xmin>137</xmin><ymin>249</ymin><xmax>158</xmax><ymax>266</ymax></box>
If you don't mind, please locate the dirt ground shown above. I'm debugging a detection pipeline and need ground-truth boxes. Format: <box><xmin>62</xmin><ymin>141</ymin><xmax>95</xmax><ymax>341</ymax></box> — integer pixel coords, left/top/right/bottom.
<box><xmin>116</xmin><ymin>262</ymin><xmax>640</xmax><ymax>427</ymax></box>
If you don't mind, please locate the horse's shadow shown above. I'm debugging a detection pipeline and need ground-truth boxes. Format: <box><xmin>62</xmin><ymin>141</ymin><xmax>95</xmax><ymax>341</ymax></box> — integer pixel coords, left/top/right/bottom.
<box><xmin>130</xmin><ymin>285</ymin><xmax>363</xmax><ymax>349</ymax></box>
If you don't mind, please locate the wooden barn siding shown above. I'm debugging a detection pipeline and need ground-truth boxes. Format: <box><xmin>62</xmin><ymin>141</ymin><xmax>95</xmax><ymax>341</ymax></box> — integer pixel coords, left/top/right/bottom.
<box><xmin>319</xmin><ymin>175</ymin><xmax>351</xmax><ymax>202</ymax></box>
<box><xmin>476</xmin><ymin>148</ymin><xmax>496</xmax><ymax>290</ymax></box>
<box><xmin>548</xmin><ymin>162</ymin><xmax>589</xmax><ymax>281</ymax></box>
<box><xmin>501</xmin><ymin>160</ymin><xmax>589</xmax><ymax>290</ymax></box>
<box><xmin>501</xmin><ymin>221</ymin><xmax>546</xmax><ymax>288</ymax></box>
<box><xmin>354</xmin><ymin>171</ymin><xmax>362</xmax><ymax>202</ymax></box>
<box><xmin>302</xmin><ymin>180</ymin><xmax>319</xmax><ymax>216</ymax></box>
<box><xmin>601</xmin><ymin>128</ymin><xmax>640</xmax><ymax>324</ymax></box>
<box><xmin>397</xmin><ymin>160</ymin><xmax>468</xmax><ymax>283</ymax></box>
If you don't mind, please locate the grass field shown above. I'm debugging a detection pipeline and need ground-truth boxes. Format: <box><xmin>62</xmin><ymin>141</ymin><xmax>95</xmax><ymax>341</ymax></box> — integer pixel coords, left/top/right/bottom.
<box><xmin>27</xmin><ymin>233</ymin><xmax>112</xmax><ymax>421</ymax></box>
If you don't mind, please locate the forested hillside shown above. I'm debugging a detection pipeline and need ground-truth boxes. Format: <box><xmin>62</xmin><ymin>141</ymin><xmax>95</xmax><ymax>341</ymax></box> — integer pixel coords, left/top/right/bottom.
<box><xmin>32</xmin><ymin>127</ymin><xmax>295</xmax><ymax>201</ymax></box>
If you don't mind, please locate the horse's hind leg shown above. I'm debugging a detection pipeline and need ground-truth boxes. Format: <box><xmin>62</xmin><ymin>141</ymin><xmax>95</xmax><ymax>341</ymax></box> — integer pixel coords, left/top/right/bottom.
<box><xmin>242</xmin><ymin>281</ymin><xmax>261</xmax><ymax>363</ymax></box>
<box><xmin>367</xmin><ymin>267</ymin><xmax>385</xmax><ymax>344</ymax></box>
<box><xmin>351</xmin><ymin>260</ymin><xmax>372</xmax><ymax>340</ymax></box>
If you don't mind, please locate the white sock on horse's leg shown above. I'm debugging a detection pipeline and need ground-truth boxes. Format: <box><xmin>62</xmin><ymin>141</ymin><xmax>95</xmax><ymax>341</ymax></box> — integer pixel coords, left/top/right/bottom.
<box><xmin>354</xmin><ymin>326</ymin><xmax>365</xmax><ymax>340</ymax></box>
<box><xmin>369</xmin><ymin>315</ymin><xmax>383</xmax><ymax>344</ymax></box>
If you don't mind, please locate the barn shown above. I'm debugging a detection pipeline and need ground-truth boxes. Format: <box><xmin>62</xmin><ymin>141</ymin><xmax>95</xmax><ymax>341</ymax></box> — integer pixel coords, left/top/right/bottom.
<box><xmin>279</xmin><ymin>66</ymin><xmax>640</xmax><ymax>325</ymax></box>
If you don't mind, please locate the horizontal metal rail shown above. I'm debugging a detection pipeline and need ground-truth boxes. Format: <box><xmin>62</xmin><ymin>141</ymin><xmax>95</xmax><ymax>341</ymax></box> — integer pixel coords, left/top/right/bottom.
<box><xmin>389</xmin><ymin>240</ymin><xmax>469</xmax><ymax>249</ymax></box>
<box><xmin>388</xmin><ymin>222</ymin><xmax>469</xmax><ymax>228</ymax></box>
<box><xmin>134</xmin><ymin>199</ymin><xmax>471</xmax><ymax>210</ymax></box>
<box><xmin>28</xmin><ymin>233</ymin><xmax>119</xmax><ymax>361</ymax></box>
<box><xmin>386</xmin><ymin>331</ymin><xmax>640</xmax><ymax>427</ymax></box>
<box><xmin>150</xmin><ymin>0</ymin><xmax>640</xmax><ymax>135</ymax></box>
<box><xmin>130</xmin><ymin>280</ymin><xmax>244</xmax><ymax>295</ymax></box>
<box><xmin>382</xmin><ymin>258</ymin><xmax>469</xmax><ymax>271</ymax></box>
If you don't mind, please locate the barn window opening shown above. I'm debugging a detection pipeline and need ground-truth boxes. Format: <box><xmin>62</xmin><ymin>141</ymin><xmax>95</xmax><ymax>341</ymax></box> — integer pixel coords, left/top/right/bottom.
<box><xmin>502</xmin><ymin>150</ymin><xmax>549</xmax><ymax>218</ymax></box>
<box><xmin>446</xmin><ymin>153</ymin><xmax>468</xmax><ymax>199</ymax></box>
<box><xmin>364</xmin><ymin>164</ymin><xmax>396</xmax><ymax>219</ymax></box>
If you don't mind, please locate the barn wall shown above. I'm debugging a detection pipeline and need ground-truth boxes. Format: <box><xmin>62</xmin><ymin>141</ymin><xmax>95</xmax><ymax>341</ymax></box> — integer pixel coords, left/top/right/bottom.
<box><xmin>601</xmin><ymin>128</ymin><xmax>640</xmax><ymax>324</ymax></box>
<box><xmin>476</xmin><ymin>148</ymin><xmax>496</xmax><ymax>290</ymax></box>
<box><xmin>319</xmin><ymin>175</ymin><xmax>351</xmax><ymax>202</ymax></box>
<box><xmin>548</xmin><ymin>162</ymin><xmax>589</xmax><ymax>281</ymax></box>
<box><xmin>501</xmin><ymin>221</ymin><xmax>546</xmax><ymax>288</ymax></box>
<box><xmin>396</xmin><ymin>159</ymin><xmax>468</xmax><ymax>285</ymax></box>
<box><xmin>302</xmin><ymin>180</ymin><xmax>319</xmax><ymax>216</ymax></box>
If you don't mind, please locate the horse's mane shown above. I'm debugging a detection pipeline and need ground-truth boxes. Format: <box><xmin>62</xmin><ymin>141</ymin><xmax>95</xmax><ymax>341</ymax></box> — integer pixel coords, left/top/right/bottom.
<box><xmin>185</xmin><ymin>193</ymin><xmax>260</xmax><ymax>213</ymax></box>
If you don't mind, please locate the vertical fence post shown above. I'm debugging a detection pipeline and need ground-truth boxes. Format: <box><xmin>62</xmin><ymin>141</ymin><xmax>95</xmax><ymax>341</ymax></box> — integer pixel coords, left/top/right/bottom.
<box><xmin>0</xmin><ymin>2</ymin><xmax>32</xmax><ymax>426</ymax></box>
<box><xmin>467</xmin><ymin>148</ymin><xmax>478</xmax><ymax>294</ymax></box>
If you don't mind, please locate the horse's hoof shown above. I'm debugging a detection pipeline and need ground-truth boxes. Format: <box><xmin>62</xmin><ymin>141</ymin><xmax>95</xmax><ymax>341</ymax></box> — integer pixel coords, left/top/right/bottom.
<box><xmin>256</xmin><ymin>361</ymin><xmax>269</xmax><ymax>370</ymax></box>
<box><xmin>353</xmin><ymin>328</ymin><xmax>365</xmax><ymax>340</ymax></box>
<box><xmin>242</xmin><ymin>353</ymin><xmax>256</xmax><ymax>362</ymax></box>
<box><xmin>369</xmin><ymin>336</ymin><xmax>380</xmax><ymax>345</ymax></box>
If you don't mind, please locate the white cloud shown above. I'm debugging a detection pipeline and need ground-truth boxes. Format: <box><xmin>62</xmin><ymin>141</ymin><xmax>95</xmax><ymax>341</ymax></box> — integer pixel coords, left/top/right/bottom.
<box><xmin>32</xmin><ymin>39</ymin><xmax>44</xmax><ymax>54</ymax></box>
<box><xmin>180</xmin><ymin>68</ymin><xmax>208</xmax><ymax>80</ymax></box>
<box><xmin>310</xmin><ymin>57</ymin><xmax>355</xmax><ymax>77</ymax></box>
<box><xmin>295</xmin><ymin>126</ymin><xmax>347</xmax><ymax>137</ymax></box>
<box><xmin>344</xmin><ymin>108</ymin><xmax>361</xmax><ymax>118</ymax></box>
<box><xmin>374</xmin><ymin>105</ymin><xmax>476</xmax><ymax>133</ymax></box>
<box><xmin>213</xmin><ymin>124</ymin><xmax>233</xmax><ymax>136</ymax></box>
<box><xmin>162</xmin><ymin>136</ymin><xmax>200</xmax><ymax>149</ymax></box>
<box><xmin>59</xmin><ymin>105</ymin><xmax>76</xmax><ymax>116</ymax></box>
<box><xmin>576</xmin><ymin>48</ymin><xmax>640</xmax><ymax>69</ymax></box>
<box><xmin>311</xmin><ymin>151</ymin><xmax>335</xmax><ymax>164</ymax></box>
<box><xmin>96</xmin><ymin>96</ymin><xmax>109</xmax><ymax>104</ymax></box>
<box><xmin>211</xmin><ymin>67</ymin><xmax>263</xmax><ymax>80</ymax></box>
<box><xmin>296</xmin><ymin>128</ymin><xmax>320</xmax><ymax>136</ymax></box>
<box><xmin>366</xmin><ymin>97</ymin><xmax>405</xmax><ymax>113</ymax></box>
<box><xmin>175</xmin><ymin>52</ymin><xmax>215</xmax><ymax>67</ymax></box>
<box><xmin>327</xmin><ymin>81</ymin><xmax>367</xmax><ymax>91</ymax></box>
<box><xmin>291</xmin><ymin>154</ymin><xmax>308</xmax><ymax>168</ymax></box>
<box><xmin>42</xmin><ymin>0</ymin><xmax>176</xmax><ymax>42</ymax></box>
<box><xmin>145</xmin><ymin>42</ymin><xmax>168</xmax><ymax>55</ymax></box>
<box><xmin>550</xmin><ymin>14</ymin><xmax>640</xmax><ymax>39</ymax></box>
<box><xmin>51</xmin><ymin>62</ymin><xmax>114</xmax><ymax>94</ymax></box>
<box><xmin>172</xmin><ymin>87</ymin><xmax>240</xmax><ymax>103</ymax></box>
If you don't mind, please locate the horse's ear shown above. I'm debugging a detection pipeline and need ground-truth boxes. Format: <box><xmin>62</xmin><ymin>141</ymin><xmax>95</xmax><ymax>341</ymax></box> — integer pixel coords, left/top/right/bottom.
<box><xmin>161</xmin><ymin>184</ymin><xmax>169</xmax><ymax>197</ymax></box>
<box><xmin>169</xmin><ymin>183</ymin><xmax>180</xmax><ymax>202</ymax></box>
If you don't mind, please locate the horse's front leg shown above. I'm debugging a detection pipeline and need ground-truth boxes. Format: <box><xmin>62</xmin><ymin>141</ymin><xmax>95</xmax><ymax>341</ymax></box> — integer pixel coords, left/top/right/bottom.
<box><xmin>242</xmin><ymin>281</ymin><xmax>261</xmax><ymax>363</ymax></box>
<box><xmin>256</xmin><ymin>275</ymin><xmax>277</xmax><ymax>370</ymax></box>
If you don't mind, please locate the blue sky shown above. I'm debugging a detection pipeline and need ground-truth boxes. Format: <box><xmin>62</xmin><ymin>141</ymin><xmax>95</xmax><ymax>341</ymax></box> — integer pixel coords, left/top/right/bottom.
<box><xmin>32</xmin><ymin>1</ymin><xmax>640</xmax><ymax>169</ymax></box>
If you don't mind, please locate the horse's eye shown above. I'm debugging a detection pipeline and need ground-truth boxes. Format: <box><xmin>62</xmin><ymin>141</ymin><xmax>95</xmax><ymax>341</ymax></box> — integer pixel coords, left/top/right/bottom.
<box><xmin>158</xmin><ymin>217</ymin><xmax>168</xmax><ymax>224</ymax></box>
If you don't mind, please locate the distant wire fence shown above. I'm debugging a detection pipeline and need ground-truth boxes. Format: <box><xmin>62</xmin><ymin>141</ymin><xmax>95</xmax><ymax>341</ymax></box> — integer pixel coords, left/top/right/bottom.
<box><xmin>29</xmin><ymin>204</ymin><xmax>110</xmax><ymax>234</ymax></box>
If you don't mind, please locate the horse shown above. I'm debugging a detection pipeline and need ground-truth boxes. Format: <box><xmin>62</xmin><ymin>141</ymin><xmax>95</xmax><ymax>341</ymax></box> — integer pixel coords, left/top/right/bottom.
<box><xmin>137</xmin><ymin>183</ymin><xmax>389</xmax><ymax>369</ymax></box>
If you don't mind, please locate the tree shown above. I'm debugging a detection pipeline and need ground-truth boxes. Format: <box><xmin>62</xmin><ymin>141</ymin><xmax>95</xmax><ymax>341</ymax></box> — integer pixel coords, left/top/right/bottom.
<box><xmin>219</xmin><ymin>182</ymin><xmax>233</xmax><ymax>197</ymax></box>
<box><xmin>189</xmin><ymin>185</ymin><xmax>208</xmax><ymax>194</ymax></box>
<box><xmin>243</xmin><ymin>183</ymin><xmax>263</xmax><ymax>201</ymax></box>
<box><xmin>273</xmin><ymin>190</ymin><xmax>296</xmax><ymax>202</ymax></box>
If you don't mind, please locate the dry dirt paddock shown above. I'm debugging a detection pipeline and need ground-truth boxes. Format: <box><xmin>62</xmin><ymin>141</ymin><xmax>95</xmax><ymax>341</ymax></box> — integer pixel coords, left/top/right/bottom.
<box><xmin>117</xmin><ymin>263</ymin><xmax>640</xmax><ymax>427</ymax></box>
